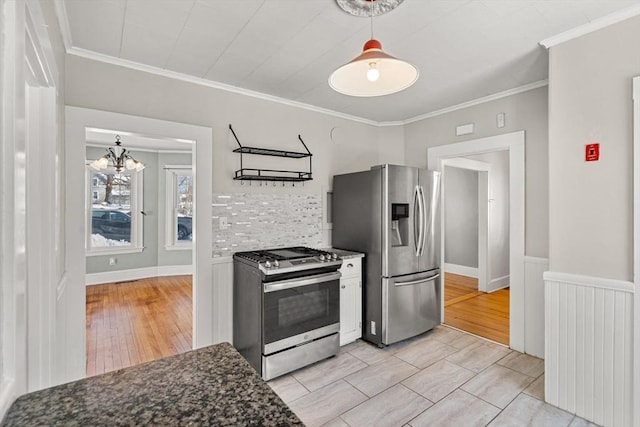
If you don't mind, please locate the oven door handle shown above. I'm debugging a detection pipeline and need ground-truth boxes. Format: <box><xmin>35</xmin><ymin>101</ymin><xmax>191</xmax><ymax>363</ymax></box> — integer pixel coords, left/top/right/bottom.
<box><xmin>264</xmin><ymin>272</ymin><xmax>342</xmax><ymax>293</ymax></box>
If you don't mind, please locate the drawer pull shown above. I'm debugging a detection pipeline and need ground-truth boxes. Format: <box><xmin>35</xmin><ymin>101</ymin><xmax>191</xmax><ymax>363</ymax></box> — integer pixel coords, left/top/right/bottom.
<box><xmin>347</xmin><ymin>263</ymin><xmax>354</xmax><ymax>268</ymax></box>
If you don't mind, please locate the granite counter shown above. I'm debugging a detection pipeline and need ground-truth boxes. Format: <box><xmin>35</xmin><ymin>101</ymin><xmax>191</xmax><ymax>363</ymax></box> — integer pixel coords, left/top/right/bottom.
<box><xmin>1</xmin><ymin>342</ymin><xmax>302</xmax><ymax>426</ymax></box>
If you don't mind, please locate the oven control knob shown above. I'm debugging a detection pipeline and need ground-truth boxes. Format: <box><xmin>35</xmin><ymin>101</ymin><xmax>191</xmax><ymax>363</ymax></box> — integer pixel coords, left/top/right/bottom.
<box><xmin>273</xmin><ymin>260</ymin><xmax>279</xmax><ymax>268</ymax></box>
<box><xmin>319</xmin><ymin>255</ymin><xmax>326</xmax><ymax>261</ymax></box>
<box><xmin>264</xmin><ymin>261</ymin><xmax>272</xmax><ymax>268</ymax></box>
<box><xmin>331</xmin><ymin>253</ymin><xmax>338</xmax><ymax>260</ymax></box>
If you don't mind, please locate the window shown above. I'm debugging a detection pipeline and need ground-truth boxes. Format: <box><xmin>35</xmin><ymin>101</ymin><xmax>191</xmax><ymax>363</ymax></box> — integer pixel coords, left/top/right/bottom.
<box><xmin>87</xmin><ymin>168</ymin><xmax>144</xmax><ymax>255</ymax></box>
<box><xmin>165</xmin><ymin>166</ymin><xmax>193</xmax><ymax>249</ymax></box>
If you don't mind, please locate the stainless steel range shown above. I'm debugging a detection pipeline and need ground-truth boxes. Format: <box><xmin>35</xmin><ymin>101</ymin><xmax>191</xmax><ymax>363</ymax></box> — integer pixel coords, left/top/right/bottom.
<box><xmin>233</xmin><ymin>246</ymin><xmax>342</xmax><ymax>380</ymax></box>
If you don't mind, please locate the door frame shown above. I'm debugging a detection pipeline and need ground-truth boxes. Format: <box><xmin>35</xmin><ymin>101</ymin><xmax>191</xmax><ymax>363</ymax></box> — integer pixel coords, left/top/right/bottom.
<box><xmin>441</xmin><ymin>158</ymin><xmax>491</xmax><ymax>292</ymax></box>
<box><xmin>428</xmin><ymin>131</ymin><xmax>525</xmax><ymax>351</ymax></box>
<box><xmin>632</xmin><ymin>75</ymin><xmax>639</xmax><ymax>427</ymax></box>
<box><xmin>65</xmin><ymin>107</ymin><xmax>213</xmax><ymax>382</ymax></box>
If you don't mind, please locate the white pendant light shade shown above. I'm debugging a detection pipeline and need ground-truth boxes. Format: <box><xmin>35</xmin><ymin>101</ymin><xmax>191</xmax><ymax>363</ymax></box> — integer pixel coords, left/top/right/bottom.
<box><xmin>329</xmin><ymin>39</ymin><xmax>418</xmax><ymax>97</ymax></box>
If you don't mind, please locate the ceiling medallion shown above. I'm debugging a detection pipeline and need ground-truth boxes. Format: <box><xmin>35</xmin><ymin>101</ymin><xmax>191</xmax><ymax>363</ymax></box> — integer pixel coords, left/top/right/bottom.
<box><xmin>335</xmin><ymin>0</ymin><xmax>404</xmax><ymax>17</ymax></box>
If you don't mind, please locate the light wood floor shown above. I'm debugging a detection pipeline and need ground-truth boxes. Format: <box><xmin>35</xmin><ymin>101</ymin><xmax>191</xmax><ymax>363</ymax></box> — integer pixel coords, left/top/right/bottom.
<box><xmin>444</xmin><ymin>272</ymin><xmax>509</xmax><ymax>345</ymax></box>
<box><xmin>86</xmin><ymin>275</ymin><xmax>192</xmax><ymax>377</ymax></box>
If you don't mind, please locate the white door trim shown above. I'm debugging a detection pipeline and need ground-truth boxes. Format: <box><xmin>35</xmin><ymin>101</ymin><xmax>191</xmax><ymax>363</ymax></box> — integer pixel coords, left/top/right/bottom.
<box><xmin>632</xmin><ymin>75</ymin><xmax>640</xmax><ymax>427</ymax></box>
<box><xmin>428</xmin><ymin>131</ymin><xmax>525</xmax><ymax>352</ymax></box>
<box><xmin>65</xmin><ymin>107</ymin><xmax>213</xmax><ymax>382</ymax></box>
<box><xmin>441</xmin><ymin>158</ymin><xmax>491</xmax><ymax>292</ymax></box>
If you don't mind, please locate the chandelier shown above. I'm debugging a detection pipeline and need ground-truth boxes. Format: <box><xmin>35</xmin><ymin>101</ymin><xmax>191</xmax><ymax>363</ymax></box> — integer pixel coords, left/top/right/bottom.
<box><xmin>89</xmin><ymin>135</ymin><xmax>145</xmax><ymax>173</ymax></box>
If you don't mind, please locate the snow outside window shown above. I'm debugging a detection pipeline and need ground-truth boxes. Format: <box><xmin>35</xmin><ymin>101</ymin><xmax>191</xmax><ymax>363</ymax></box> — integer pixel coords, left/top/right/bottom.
<box><xmin>87</xmin><ymin>167</ymin><xmax>144</xmax><ymax>255</ymax></box>
<box><xmin>165</xmin><ymin>166</ymin><xmax>193</xmax><ymax>250</ymax></box>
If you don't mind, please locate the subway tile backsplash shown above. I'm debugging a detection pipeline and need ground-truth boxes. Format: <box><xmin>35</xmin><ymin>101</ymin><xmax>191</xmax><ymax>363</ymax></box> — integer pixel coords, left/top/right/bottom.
<box><xmin>212</xmin><ymin>193</ymin><xmax>323</xmax><ymax>257</ymax></box>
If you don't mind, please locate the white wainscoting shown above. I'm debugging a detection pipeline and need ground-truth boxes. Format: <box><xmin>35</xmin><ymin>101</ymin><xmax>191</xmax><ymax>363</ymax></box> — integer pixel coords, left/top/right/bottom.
<box><xmin>85</xmin><ymin>265</ymin><xmax>193</xmax><ymax>286</ymax></box>
<box><xmin>212</xmin><ymin>257</ymin><xmax>233</xmax><ymax>344</ymax></box>
<box><xmin>524</xmin><ymin>256</ymin><xmax>547</xmax><ymax>358</ymax></box>
<box><xmin>544</xmin><ymin>271</ymin><xmax>634</xmax><ymax>427</ymax></box>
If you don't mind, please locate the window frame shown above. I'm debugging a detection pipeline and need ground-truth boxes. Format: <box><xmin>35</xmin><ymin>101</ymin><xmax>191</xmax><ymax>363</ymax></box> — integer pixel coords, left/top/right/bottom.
<box><xmin>165</xmin><ymin>165</ymin><xmax>193</xmax><ymax>251</ymax></box>
<box><xmin>86</xmin><ymin>165</ymin><xmax>144</xmax><ymax>256</ymax></box>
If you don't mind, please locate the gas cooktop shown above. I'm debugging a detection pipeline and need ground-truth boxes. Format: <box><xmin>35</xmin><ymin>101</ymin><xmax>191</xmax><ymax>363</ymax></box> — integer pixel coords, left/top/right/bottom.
<box><xmin>234</xmin><ymin>246</ymin><xmax>341</xmax><ymax>275</ymax></box>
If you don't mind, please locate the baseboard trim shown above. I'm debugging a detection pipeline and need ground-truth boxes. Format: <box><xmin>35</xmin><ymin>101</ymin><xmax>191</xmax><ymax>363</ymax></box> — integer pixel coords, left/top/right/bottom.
<box><xmin>488</xmin><ymin>274</ymin><xmax>510</xmax><ymax>292</ymax></box>
<box><xmin>0</xmin><ymin>379</ymin><xmax>16</xmax><ymax>422</ymax></box>
<box><xmin>443</xmin><ymin>263</ymin><xmax>478</xmax><ymax>278</ymax></box>
<box><xmin>86</xmin><ymin>264</ymin><xmax>193</xmax><ymax>285</ymax></box>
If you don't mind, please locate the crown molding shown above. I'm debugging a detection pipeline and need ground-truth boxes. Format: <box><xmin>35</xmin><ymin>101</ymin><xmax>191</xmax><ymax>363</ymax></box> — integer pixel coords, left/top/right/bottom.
<box><xmin>52</xmin><ymin>0</ymin><xmax>72</xmax><ymax>52</ymax></box>
<box><xmin>401</xmin><ymin>80</ymin><xmax>548</xmax><ymax>125</ymax></box>
<box><xmin>67</xmin><ymin>47</ymin><xmax>380</xmax><ymax>127</ymax></box>
<box><xmin>539</xmin><ymin>4</ymin><xmax>640</xmax><ymax>49</ymax></box>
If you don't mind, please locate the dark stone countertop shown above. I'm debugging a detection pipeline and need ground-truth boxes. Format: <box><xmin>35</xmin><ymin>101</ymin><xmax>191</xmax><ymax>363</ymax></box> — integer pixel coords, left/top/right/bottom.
<box><xmin>1</xmin><ymin>342</ymin><xmax>303</xmax><ymax>426</ymax></box>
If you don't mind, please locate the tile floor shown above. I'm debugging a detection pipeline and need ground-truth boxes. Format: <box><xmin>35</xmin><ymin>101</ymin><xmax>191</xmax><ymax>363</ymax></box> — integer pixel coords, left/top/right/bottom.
<box><xmin>267</xmin><ymin>325</ymin><xmax>599</xmax><ymax>427</ymax></box>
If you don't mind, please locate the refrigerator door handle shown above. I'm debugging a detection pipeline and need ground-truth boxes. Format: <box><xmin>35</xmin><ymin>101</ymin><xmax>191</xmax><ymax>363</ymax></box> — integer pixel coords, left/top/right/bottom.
<box><xmin>416</xmin><ymin>185</ymin><xmax>426</xmax><ymax>256</ymax></box>
<box><xmin>419</xmin><ymin>185</ymin><xmax>428</xmax><ymax>256</ymax></box>
<box><xmin>413</xmin><ymin>185</ymin><xmax>421</xmax><ymax>255</ymax></box>
<box><xmin>395</xmin><ymin>273</ymin><xmax>440</xmax><ymax>287</ymax></box>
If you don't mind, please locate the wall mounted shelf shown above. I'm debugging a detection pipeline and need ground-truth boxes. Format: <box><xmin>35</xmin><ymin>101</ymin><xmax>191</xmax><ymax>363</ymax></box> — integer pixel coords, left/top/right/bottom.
<box><xmin>229</xmin><ymin>124</ymin><xmax>313</xmax><ymax>182</ymax></box>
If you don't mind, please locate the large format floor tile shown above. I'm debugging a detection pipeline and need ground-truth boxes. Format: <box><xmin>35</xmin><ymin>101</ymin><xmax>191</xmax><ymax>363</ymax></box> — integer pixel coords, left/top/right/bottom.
<box><xmin>344</xmin><ymin>340</ymin><xmax>395</xmax><ymax>365</ymax></box>
<box><xmin>292</xmin><ymin>352</ymin><xmax>367</xmax><ymax>391</ymax></box>
<box><xmin>497</xmin><ymin>351</ymin><xmax>545</xmax><ymax>378</ymax></box>
<box><xmin>461</xmin><ymin>364</ymin><xmax>534</xmax><ymax>408</ymax></box>
<box><xmin>344</xmin><ymin>356</ymin><xmax>418</xmax><ymax>397</ymax></box>
<box><xmin>394</xmin><ymin>336</ymin><xmax>459</xmax><ymax>369</ymax></box>
<box><xmin>523</xmin><ymin>374</ymin><xmax>545</xmax><ymax>401</ymax></box>
<box><xmin>408</xmin><ymin>389</ymin><xmax>500</xmax><ymax>427</ymax></box>
<box><xmin>402</xmin><ymin>359</ymin><xmax>475</xmax><ymax>402</ymax></box>
<box><xmin>287</xmin><ymin>380</ymin><xmax>367</xmax><ymax>427</ymax></box>
<box><xmin>341</xmin><ymin>384</ymin><xmax>432</xmax><ymax>427</ymax></box>
<box><xmin>488</xmin><ymin>393</ymin><xmax>575</xmax><ymax>427</ymax></box>
<box><xmin>267</xmin><ymin>374</ymin><xmax>309</xmax><ymax>404</ymax></box>
<box><xmin>272</xmin><ymin>326</ymin><xmax>592</xmax><ymax>427</ymax></box>
<box><xmin>446</xmin><ymin>341</ymin><xmax>511</xmax><ymax>373</ymax></box>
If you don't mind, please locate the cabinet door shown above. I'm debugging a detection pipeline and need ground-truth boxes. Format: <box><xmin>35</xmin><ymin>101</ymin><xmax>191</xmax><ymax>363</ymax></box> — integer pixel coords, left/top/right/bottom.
<box><xmin>340</xmin><ymin>276</ymin><xmax>362</xmax><ymax>346</ymax></box>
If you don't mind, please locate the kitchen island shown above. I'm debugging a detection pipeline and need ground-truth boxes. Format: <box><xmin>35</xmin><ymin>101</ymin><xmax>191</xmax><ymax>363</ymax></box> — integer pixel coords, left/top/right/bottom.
<box><xmin>1</xmin><ymin>342</ymin><xmax>302</xmax><ymax>426</ymax></box>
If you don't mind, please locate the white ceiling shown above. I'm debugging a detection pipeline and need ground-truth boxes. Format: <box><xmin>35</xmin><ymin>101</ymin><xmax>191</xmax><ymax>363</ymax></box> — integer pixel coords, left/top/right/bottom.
<box><xmin>61</xmin><ymin>0</ymin><xmax>640</xmax><ymax>123</ymax></box>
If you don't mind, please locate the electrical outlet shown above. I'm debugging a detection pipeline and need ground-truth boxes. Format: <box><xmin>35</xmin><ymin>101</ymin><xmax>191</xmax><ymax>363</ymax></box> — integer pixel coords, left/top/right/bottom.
<box><xmin>109</xmin><ymin>257</ymin><xmax>117</xmax><ymax>266</ymax></box>
<box><xmin>497</xmin><ymin>112</ymin><xmax>506</xmax><ymax>128</ymax></box>
<box><xmin>371</xmin><ymin>321</ymin><xmax>376</xmax><ymax>335</ymax></box>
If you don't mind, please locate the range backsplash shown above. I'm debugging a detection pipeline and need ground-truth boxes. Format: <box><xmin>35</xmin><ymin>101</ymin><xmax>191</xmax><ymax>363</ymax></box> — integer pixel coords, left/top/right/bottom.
<box><xmin>212</xmin><ymin>193</ymin><xmax>323</xmax><ymax>257</ymax></box>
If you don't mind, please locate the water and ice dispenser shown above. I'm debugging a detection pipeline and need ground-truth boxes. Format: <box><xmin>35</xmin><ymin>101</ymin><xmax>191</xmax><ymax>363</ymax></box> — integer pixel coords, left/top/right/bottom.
<box><xmin>391</xmin><ymin>203</ymin><xmax>409</xmax><ymax>246</ymax></box>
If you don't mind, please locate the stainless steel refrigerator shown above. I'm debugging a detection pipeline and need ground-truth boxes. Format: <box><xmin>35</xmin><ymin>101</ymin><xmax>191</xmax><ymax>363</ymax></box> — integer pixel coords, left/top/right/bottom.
<box><xmin>332</xmin><ymin>164</ymin><xmax>441</xmax><ymax>347</ymax></box>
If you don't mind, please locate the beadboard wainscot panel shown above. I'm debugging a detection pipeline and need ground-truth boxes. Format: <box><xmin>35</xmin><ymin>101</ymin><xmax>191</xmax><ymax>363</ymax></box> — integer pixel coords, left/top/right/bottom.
<box><xmin>524</xmin><ymin>256</ymin><xmax>548</xmax><ymax>358</ymax></box>
<box><xmin>544</xmin><ymin>271</ymin><xmax>634</xmax><ymax>427</ymax></box>
<box><xmin>212</xmin><ymin>193</ymin><xmax>322</xmax><ymax>257</ymax></box>
<box><xmin>212</xmin><ymin>257</ymin><xmax>233</xmax><ymax>344</ymax></box>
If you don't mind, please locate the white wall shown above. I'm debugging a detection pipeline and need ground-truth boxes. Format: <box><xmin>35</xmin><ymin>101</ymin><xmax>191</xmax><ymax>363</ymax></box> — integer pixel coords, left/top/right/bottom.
<box><xmin>548</xmin><ymin>16</ymin><xmax>640</xmax><ymax>281</ymax></box>
<box><xmin>405</xmin><ymin>86</ymin><xmax>548</xmax><ymax>258</ymax></box>
<box><xmin>444</xmin><ymin>166</ymin><xmax>479</xmax><ymax>268</ymax></box>
<box><xmin>546</xmin><ymin>13</ymin><xmax>640</xmax><ymax>427</ymax></box>
<box><xmin>65</xmin><ymin>55</ymin><xmax>402</xmax><ymax>197</ymax></box>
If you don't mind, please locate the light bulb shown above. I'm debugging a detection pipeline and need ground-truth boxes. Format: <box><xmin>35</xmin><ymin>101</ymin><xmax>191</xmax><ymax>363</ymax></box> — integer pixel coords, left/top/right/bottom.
<box><xmin>125</xmin><ymin>158</ymin><xmax>137</xmax><ymax>170</ymax></box>
<box><xmin>135</xmin><ymin>161</ymin><xmax>145</xmax><ymax>172</ymax></box>
<box><xmin>366</xmin><ymin>62</ymin><xmax>379</xmax><ymax>82</ymax></box>
<box><xmin>94</xmin><ymin>157</ymin><xmax>109</xmax><ymax>169</ymax></box>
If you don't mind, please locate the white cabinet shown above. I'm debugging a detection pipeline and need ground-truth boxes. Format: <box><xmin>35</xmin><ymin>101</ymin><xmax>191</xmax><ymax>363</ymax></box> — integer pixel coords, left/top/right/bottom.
<box><xmin>339</xmin><ymin>257</ymin><xmax>363</xmax><ymax>346</ymax></box>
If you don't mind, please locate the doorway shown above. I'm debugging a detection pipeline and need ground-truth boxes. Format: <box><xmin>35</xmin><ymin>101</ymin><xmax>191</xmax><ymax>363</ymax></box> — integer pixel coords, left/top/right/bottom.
<box><xmin>428</xmin><ymin>131</ymin><xmax>525</xmax><ymax>352</ymax></box>
<box><xmin>64</xmin><ymin>107</ymin><xmax>213</xmax><ymax>384</ymax></box>
<box><xmin>84</xmin><ymin>129</ymin><xmax>194</xmax><ymax>375</ymax></box>
<box><xmin>441</xmin><ymin>157</ymin><xmax>510</xmax><ymax>345</ymax></box>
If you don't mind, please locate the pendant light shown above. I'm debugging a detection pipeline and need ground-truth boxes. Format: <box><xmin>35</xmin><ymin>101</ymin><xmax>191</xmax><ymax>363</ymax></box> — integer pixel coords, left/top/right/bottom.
<box><xmin>89</xmin><ymin>135</ymin><xmax>145</xmax><ymax>173</ymax></box>
<box><xmin>330</xmin><ymin>0</ymin><xmax>418</xmax><ymax>97</ymax></box>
